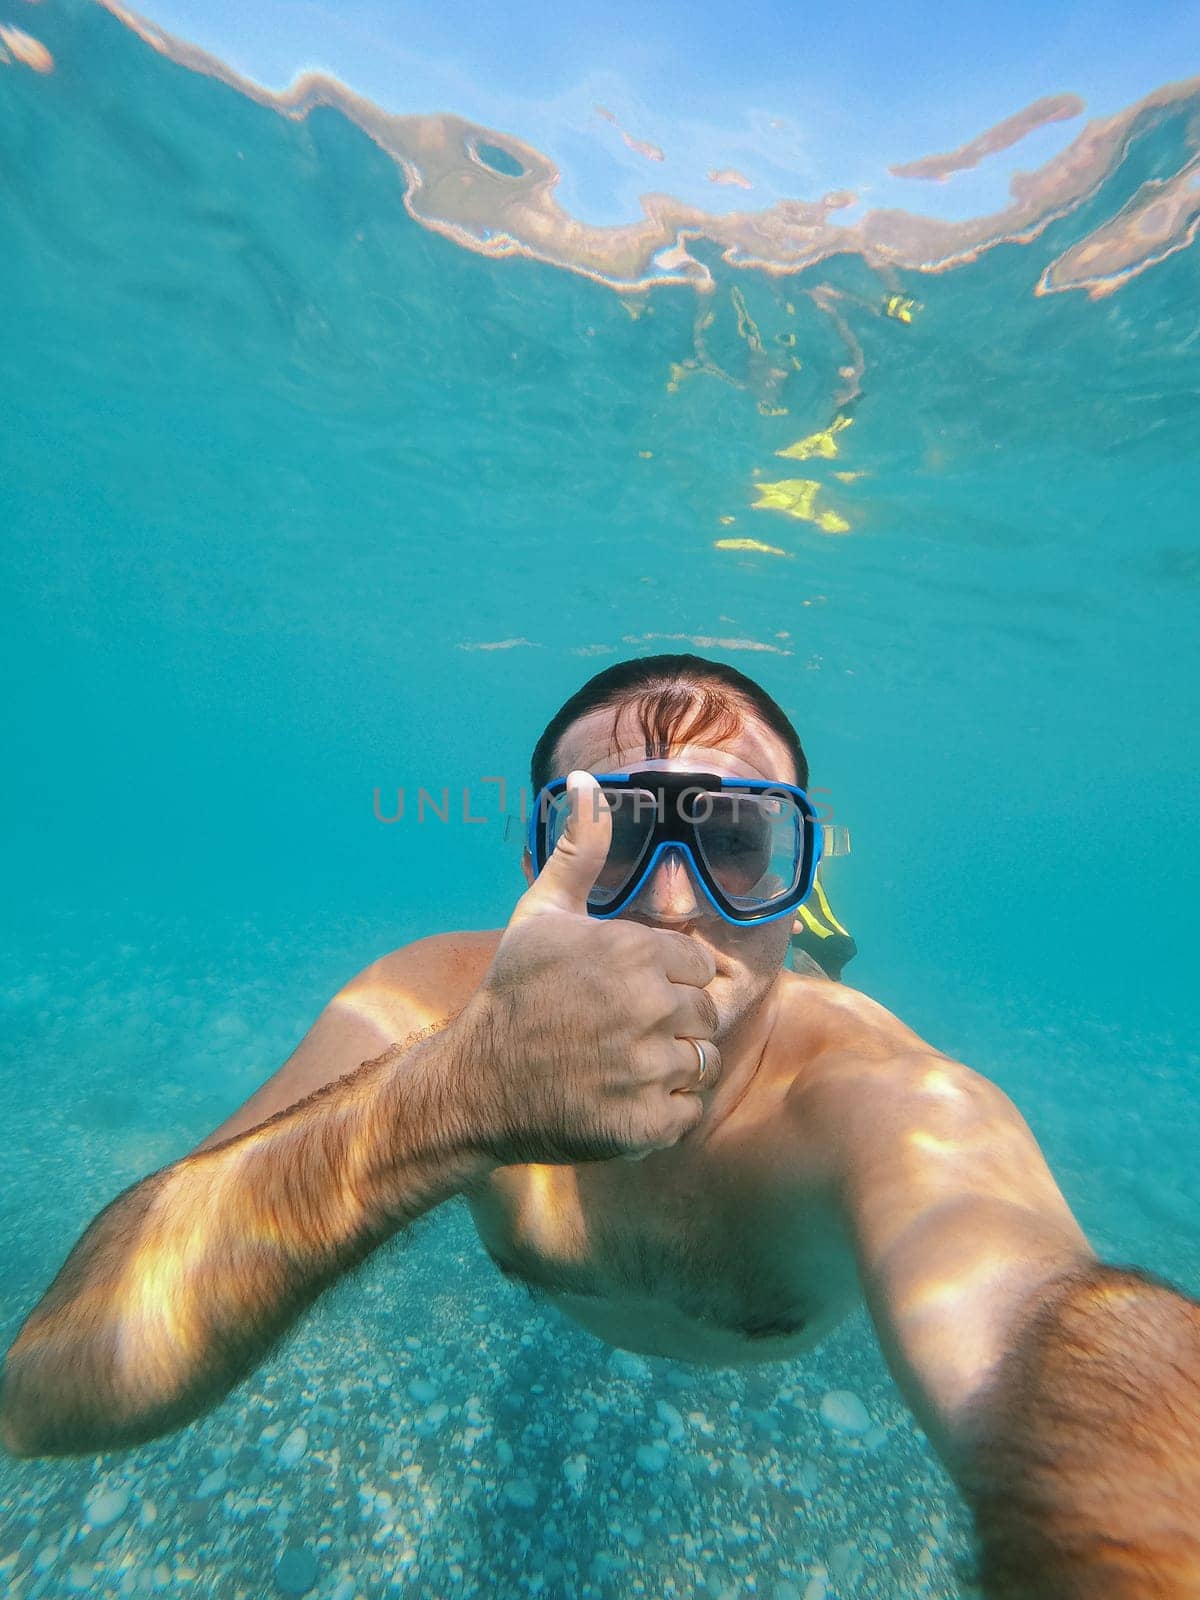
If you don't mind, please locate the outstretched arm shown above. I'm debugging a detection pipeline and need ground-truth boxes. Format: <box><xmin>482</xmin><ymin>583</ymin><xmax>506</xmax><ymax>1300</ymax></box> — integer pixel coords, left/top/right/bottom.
<box><xmin>3</xmin><ymin>771</ymin><xmax>726</xmax><ymax>1461</ymax></box>
<box><xmin>0</xmin><ymin>1011</ymin><xmax>494</xmax><ymax>1458</ymax></box>
<box><xmin>959</xmin><ymin>1256</ymin><xmax>1200</xmax><ymax>1599</ymax></box>
<box><xmin>789</xmin><ymin>1043</ymin><xmax>1200</xmax><ymax>1599</ymax></box>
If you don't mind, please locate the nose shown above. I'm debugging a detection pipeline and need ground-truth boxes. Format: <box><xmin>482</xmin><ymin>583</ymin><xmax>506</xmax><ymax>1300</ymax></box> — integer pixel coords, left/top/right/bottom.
<box><xmin>628</xmin><ymin>846</ymin><xmax>703</xmax><ymax>923</ymax></box>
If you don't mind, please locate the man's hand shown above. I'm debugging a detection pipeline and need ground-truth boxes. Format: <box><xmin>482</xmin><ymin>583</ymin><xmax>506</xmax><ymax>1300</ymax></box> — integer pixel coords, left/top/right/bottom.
<box><xmin>461</xmin><ymin>769</ymin><xmax>722</xmax><ymax>1165</ymax></box>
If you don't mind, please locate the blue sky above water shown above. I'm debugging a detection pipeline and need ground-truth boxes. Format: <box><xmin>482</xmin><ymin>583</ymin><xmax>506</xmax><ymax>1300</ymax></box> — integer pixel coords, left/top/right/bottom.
<box><xmin>123</xmin><ymin>0</ymin><xmax>1200</xmax><ymax>227</ymax></box>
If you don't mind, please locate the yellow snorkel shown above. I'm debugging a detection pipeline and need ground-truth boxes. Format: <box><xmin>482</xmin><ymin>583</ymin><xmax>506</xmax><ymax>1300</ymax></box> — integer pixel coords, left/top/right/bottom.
<box><xmin>790</xmin><ymin>824</ymin><xmax>856</xmax><ymax>979</ymax></box>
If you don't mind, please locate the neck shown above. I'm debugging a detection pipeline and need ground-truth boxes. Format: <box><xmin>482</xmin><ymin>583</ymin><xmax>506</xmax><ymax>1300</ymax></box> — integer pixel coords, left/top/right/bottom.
<box><xmin>697</xmin><ymin>974</ymin><xmax>785</xmax><ymax>1139</ymax></box>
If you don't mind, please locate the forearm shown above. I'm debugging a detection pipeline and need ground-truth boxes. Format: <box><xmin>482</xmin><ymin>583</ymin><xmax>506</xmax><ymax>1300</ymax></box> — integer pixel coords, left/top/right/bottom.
<box><xmin>958</xmin><ymin>1260</ymin><xmax>1200</xmax><ymax>1600</ymax></box>
<box><xmin>0</xmin><ymin>1014</ymin><xmax>494</xmax><ymax>1457</ymax></box>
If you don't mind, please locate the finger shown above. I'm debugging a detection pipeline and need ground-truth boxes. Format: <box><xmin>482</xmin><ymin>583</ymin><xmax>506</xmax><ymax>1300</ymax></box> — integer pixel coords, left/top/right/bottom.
<box><xmin>670</xmin><ymin>986</ymin><xmax>719</xmax><ymax>1042</ymax></box>
<box><xmin>668</xmin><ymin>1037</ymin><xmax>723</xmax><ymax>1095</ymax></box>
<box><xmin>512</xmin><ymin>770</ymin><xmax>612</xmax><ymax>919</ymax></box>
<box><xmin>653</xmin><ymin>927</ymin><xmax>717</xmax><ymax>988</ymax></box>
<box><xmin>655</xmin><ymin>1087</ymin><xmax>707</xmax><ymax>1145</ymax></box>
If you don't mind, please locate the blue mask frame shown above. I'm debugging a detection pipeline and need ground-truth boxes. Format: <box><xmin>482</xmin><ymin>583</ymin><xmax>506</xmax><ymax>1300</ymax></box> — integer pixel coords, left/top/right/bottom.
<box><xmin>528</xmin><ymin>769</ymin><xmax>823</xmax><ymax>925</ymax></box>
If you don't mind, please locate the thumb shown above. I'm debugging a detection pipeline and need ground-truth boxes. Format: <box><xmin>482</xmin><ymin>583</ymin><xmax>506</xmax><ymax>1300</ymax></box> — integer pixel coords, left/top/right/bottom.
<box><xmin>517</xmin><ymin>770</ymin><xmax>612</xmax><ymax>918</ymax></box>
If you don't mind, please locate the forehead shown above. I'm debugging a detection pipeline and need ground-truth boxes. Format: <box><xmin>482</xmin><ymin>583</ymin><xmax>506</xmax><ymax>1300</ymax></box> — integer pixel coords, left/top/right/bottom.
<box><xmin>553</xmin><ymin>702</ymin><xmax>797</xmax><ymax>784</ymax></box>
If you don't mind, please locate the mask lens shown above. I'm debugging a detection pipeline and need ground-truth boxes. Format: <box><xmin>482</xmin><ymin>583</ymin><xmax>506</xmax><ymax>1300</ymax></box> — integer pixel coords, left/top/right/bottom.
<box><xmin>690</xmin><ymin>790</ymin><xmax>803</xmax><ymax>910</ymax></box>
<box><xmin>545</xmin><ymin>786</ymin><xmax>658</xmax><ymax>907</ymax></box>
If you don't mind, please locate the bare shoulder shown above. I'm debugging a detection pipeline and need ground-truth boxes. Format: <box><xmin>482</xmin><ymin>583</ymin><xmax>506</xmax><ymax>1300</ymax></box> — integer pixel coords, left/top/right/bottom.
<box><xmin>337</xmin><ymin>927</ymin><xmax>502</xmax><ymax>1033</ymax></box>
<box><xmin>776</xmin><ymin>973</ymin><xmax>1025</xmax><ymax>1170</ymax></box>
<box><xmin>775</xmin><ymin>968</ymin><xmax>948</xmax><ymax>1071</ymax></box>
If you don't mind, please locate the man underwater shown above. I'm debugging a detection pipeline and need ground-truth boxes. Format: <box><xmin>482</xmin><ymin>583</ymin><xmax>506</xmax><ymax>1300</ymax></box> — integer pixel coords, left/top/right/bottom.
<box><xmin>4</xmin><ymin>653</ymin><xmax>1199</xmax><ymax>1598</ymax></box>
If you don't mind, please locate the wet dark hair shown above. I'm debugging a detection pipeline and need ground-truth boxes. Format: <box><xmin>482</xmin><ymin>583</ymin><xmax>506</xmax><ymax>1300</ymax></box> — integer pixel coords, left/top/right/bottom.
<box><xmin>529</xmin><ymin>653</ymin><xmax>808</xmax><ymax>793</ymax></box>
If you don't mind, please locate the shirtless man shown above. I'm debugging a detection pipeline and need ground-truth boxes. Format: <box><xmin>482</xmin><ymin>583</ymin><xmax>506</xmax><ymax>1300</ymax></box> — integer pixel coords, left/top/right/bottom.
<box><xmin>3</xmin><ymin>654</ymin><xmax>1199</xmax><ymax>1598</ymax></box>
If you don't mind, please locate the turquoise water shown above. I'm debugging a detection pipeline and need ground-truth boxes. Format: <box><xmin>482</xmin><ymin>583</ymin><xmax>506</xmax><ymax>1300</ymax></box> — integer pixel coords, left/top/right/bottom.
<box><xmin>2</xmin><ymin>3</ymin><xmax>1200</xmax><ymax>1596</ymax></box>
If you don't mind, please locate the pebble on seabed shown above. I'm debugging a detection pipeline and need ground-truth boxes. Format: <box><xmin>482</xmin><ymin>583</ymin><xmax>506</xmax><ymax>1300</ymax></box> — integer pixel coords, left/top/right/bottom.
<box><xmin>84</xmin><ymin>1486</ymin><xmax>131</xmax><ymax>1528</ymax></box>
<box><xmin>278</xmin><ymin>1426</ymin><xmax>309</xmax><ymax>1467</ymax></box>
<box><xmin>274</xmin><ymin>1544</ymin><xmax>319</xmax><ymax>1596</ymax></box>
<box><xmin>609</xmin><ymin>1350</ymin><xmax>652</xmax><ymax>1381</ymax></box>
<box><xmin>792</xmin><ymin>1459</ymin><xmax>821</xmax><ymax>1495</ymax></box>
<box><xmin>654</xmin><ymin>1399</ymin><xmax>685</xmax><ymax>1439</ymax></box>
<box><xmin>818</xmin><ymin>1390</ymin><xmax>872</xmax><ymax>1435</ymax></box>
<box><xmin>635</xmin><ymin>1442</ymin><xmax>670</xmax><ymax>1474</ymax></box>
<box><xmin>502</xmin><ymin>1478</ymin><xmax>538</xmax><ymax>1508</ymax></box>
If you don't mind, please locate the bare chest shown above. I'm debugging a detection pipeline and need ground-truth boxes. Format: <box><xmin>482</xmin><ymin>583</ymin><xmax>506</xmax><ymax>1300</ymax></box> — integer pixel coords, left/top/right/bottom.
<box><xmin>466</xmin><ymin>1148</ymin><xmax>856</xmax><ymax>1365</ymax></box>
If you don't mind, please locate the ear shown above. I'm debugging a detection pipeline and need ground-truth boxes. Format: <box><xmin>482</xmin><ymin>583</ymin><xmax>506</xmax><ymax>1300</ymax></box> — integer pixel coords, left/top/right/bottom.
<box><xmin>521</xmin><ymin>847</ymin><xmax>534</xmax><ymax>888</ymax></box>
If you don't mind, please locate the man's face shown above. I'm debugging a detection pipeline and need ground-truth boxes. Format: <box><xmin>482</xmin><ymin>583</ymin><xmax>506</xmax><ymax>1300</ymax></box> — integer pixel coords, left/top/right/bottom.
<box><xmin>534</xmin><ymin>704</ymin><xmax>798</xmax><ymax>1044</ymax></box>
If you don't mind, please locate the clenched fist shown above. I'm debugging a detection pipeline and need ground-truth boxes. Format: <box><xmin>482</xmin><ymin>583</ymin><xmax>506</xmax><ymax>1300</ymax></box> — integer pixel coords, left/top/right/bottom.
<box><xmin>460</xmin><ymin>770</ymin><xmax>722</xmax><ymax>1164</ymax></box>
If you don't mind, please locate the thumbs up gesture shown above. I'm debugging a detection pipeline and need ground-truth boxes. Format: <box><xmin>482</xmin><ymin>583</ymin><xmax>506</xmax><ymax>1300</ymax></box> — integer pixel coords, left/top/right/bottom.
<box><xmin>460</xmin><ymin>771</ymin><xmax>722</xmax><ymax>1165</ymax></box>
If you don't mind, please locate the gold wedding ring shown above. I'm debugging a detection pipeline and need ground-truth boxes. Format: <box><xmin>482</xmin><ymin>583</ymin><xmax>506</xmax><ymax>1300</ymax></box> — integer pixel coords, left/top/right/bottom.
<box><xmin>690</xmin><ymin>1037</ymin><xmax>709</xmax><ymax>1089</ymax></box>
